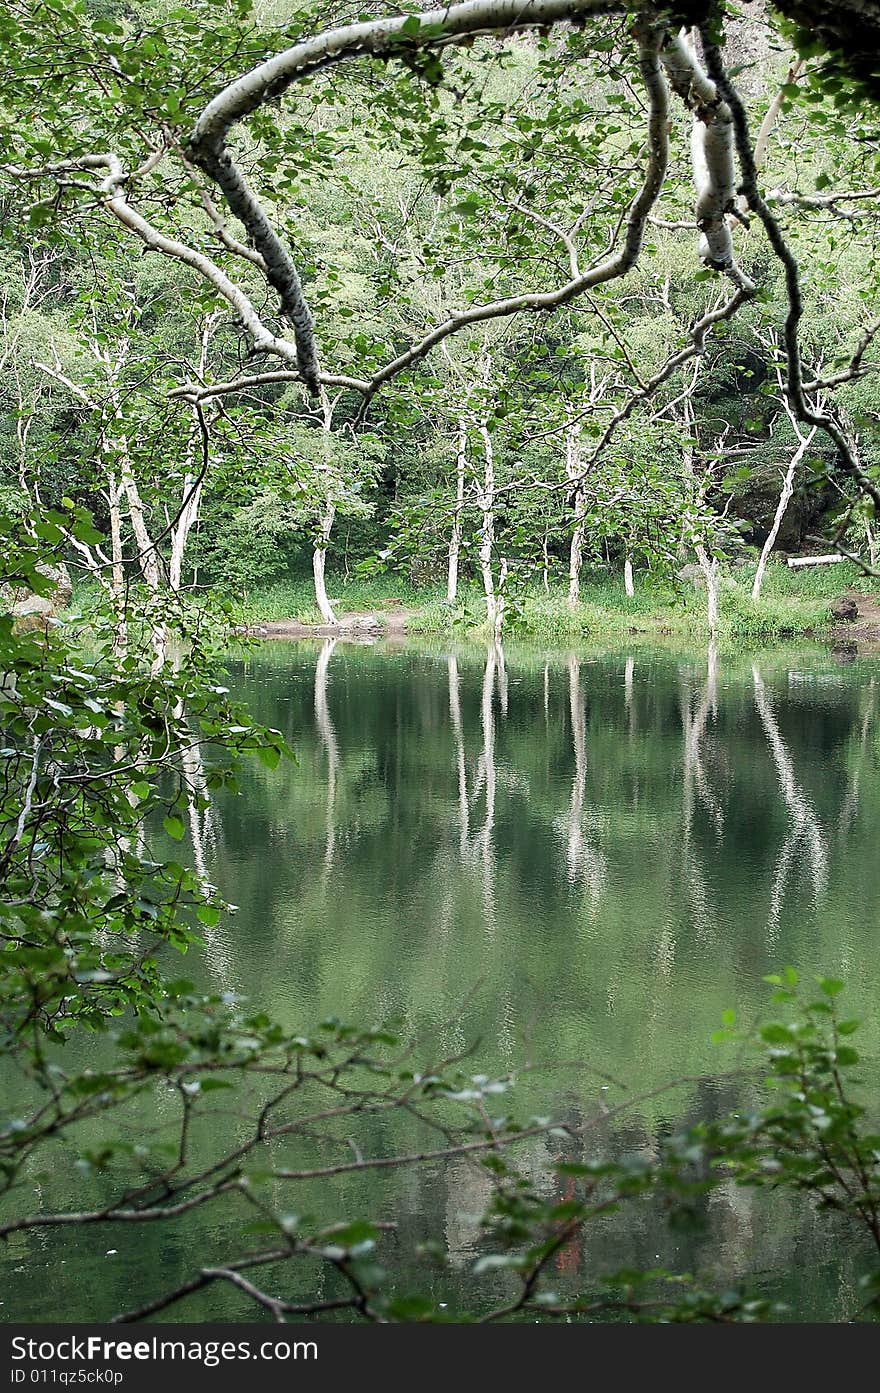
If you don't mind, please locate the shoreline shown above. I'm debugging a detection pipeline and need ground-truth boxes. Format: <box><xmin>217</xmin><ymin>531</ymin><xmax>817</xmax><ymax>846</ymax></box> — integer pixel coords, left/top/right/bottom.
<box><xmin>235</xmin><ymin>595</ymin><xmax>880</xmax><ymax>655</ymax></box>
<box><xmin>224</xmin><ymin>568</ymin><xmax>880</xmax><ymax>654</ymax></box>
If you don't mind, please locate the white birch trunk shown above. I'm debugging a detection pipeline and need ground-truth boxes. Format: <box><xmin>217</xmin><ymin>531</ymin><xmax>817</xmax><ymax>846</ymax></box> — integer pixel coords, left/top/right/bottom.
<box><xmin>313</xmin><ymin>509</ymin><xmax>338</xmax><ymax>627</ymax></box>
<box><xmin>447</xmin><ymin>419</ymin><xmax>467</xmax><ymax>604</ymax></box>
<box><xmin>477</xmin><ymin>423</ymin><xmax>502</xmax><ymax>639</ymax></box>
<box><xmin>786</xmin><ymin>553</ymin><xmax>845</xmax><ymax>569</ymax></box>
<box><xmin>106</xmin><ymin>475</ymin><xmax>127</xmax><ymax>657</ymax></box>
<box><xmin>169</xmin><ymin>471</ymin><xmax>204</xmax><ymax>592</ymax></box>
<box><xmin>168</xmin><ymin>321</ymin><xmax>219</xmax><ymax>591</ymax></box>
<box><xmin>493</xmin><ymin>558</ymin><xmax>507</xmax><ymax>647</ymax></box>
<box><xmin>624</xmin><ymin>556</ymin><xmax>635</xmax><ymax>597</ymax></box>
<box><xmin>120</xmin><ymin>462</ymin><xmax>161</xmax><ymax>592</ymax></box>
<box><xmin>313</xmin><ymin>389</ymin><xmax>339</xmax><ymax>626</ymax></box>
<box><xmin>566</xmin><ymin>424</ymin><xmax>585</xmax><ymax>611</ymax></box>
<box><xmin>695</xmin><ymin>543</ymin><xmax>720</xmax><ymax>635</ymax></box>
<box><xmin>752</xmin><ymin>424</ymin><xmax>818</xmax><ymax>600</ymax></box>
<box><xmin>114</xmin><ymin>441</ymin><xmax>167</xmax><ymax>670</ymax></box>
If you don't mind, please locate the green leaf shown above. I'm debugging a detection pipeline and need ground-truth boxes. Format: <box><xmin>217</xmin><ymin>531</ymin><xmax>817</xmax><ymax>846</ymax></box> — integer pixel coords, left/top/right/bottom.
<box><xmin>256</xmin><ymin>744</ymin><xmax>281</xmax><ymax>770</ymax></box>
<box><xmin>71</xmin><ymin>516</ymin><xmax>105</xmax><ymax>546</ymax></box>
<box><xmin>759</xmin><ymin>1023</ymin><xmax>794</xmax><ymax>1044</ymax></box>
<box><xmin>818</xmin><ymin>977</ymin><xmax>844</xmax><ymax>997</ymax></box>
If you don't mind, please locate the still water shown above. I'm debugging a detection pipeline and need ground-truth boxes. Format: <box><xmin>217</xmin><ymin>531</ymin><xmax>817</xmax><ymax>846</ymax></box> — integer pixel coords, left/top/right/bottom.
<box><xmin>3</xmin><ymin>639</ymin><xmax>880</xmax><ymax>1320</ymax></box>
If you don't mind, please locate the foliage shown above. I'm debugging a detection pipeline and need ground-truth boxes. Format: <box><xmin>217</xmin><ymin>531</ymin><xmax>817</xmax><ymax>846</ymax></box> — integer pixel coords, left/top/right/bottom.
<box><xmin>0</xmin><ymin>504</ymin><xmax>287</xmax><ymax>1044</ymax></box>
<box><xmin>0</xmin><ymin>0</ymin><xmax>879</xmax><ymax>1328</ymax></box>
<box><xmin>227</xmin><ymin>563</ymin><xmax>869</xmax><ymax>643</ymax></box>
<box><xmin>706</xmin><ymin>969</ymin><xmax>880</xmax><ymax>1312</ymax></box>
<box><xmin>1</xmin><ymin>0</ymin><xmax>878</xmax><ymax>621</ymax></box>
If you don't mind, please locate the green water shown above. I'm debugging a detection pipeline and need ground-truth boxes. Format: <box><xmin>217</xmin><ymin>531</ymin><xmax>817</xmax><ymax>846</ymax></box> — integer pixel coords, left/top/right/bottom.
<box><xmin>3</xmin><ymin>639</ymin><xmax>880</xmax><ymax>1321</ymax></box>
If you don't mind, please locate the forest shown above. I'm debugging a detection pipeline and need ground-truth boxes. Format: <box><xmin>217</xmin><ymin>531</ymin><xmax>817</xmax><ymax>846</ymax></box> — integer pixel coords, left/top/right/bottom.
<box><xmin>1</xmin><ymin>0</ymin><xmax>880</xmax><ymax>1331</ymax></box>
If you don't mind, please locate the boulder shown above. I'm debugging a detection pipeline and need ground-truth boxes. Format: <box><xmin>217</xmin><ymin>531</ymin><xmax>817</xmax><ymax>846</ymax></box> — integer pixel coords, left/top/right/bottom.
<box><xmin>830</xmin><ymin>596</ymin><xmax>859</xmax><ymax>622</ymax></box>
<box><xmin>676</xmin><ymin>563</ymin><xmax>707</xmax><ymax>589</ymax></box>
<box><xmin>338</xmin><ymin>612</ymin><xmax>383</xmax><ymax>632</ymax></box>
<box><xmin>9</xmin><ymin>563</ymin><xmax>72</xmax><ymax>632</ymax></box>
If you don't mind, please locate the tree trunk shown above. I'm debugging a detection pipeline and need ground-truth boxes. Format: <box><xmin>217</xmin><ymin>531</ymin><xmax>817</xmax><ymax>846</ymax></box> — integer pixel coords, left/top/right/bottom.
<box><xmin>624</xmin><ymin>555</ymin><xmax>634</xmax><ymax>597</ymax></box>
<box><xmin>168</xmin><ymin>316</ymin><xmax>218</xmax><ymax>593</ymax></box>
<box><xmin>695</xmin><ymin>543</ymin><xmax>720</xmax><ymax>635</ymax></box>
<box><xmin>752</xmin><ymin>424</ymin><xmax>818</xmax><ymax>600</ymax></box>
<box><xmin>786</xmin><ymin>553</ymin><xmax>845</xmax><ymax>569</ymax></box>
<box><xmin>312</xmin><ymin>388</ymin><xmax>340</xmax><ymax>626</ymax></box>
<box><xmin>493</xmin><ymin>557</ymin><xmax>507</xmax><ymax>646</ymax></box>
<box><xmin>169</xmin><ymin>474</ymin><xmax>204</xmax><ymax>592</ymax></box>
<box><xmin>313</xmin><ymin>504</ymin><xmax>338</xmax><ymax>626</ymax></box>
<box><xmin>119</xmin><ymin>459</ymin><xmax>168</xmax><ymax>670</ymax></box>
<box><xmin>120</xmin><ymin>464</ymin><xmax>161</xmax><ymax>592</ymax></box>
<box><xmin>477</xmin><ymin>424</ymin><xmax>503</xmax><ymax>639</ymax></box>
<box><xmin>310</xmin><ymin>518</ymin><xmax>335</xmax><ymax>626</ymax></box>
<box><xmin>566</xmin><ymin>425</ymin><xmax>585</xmax><ymax>611</ymax></box>
<box><xmin>106</xmin><ymin>475</ymin><xmax>127</xmax><ymax>657</ymax></box>
<box><xmin>447</xmin><ymin>419</ymin><xmax>467</xmax><ymax>604</ymax></box>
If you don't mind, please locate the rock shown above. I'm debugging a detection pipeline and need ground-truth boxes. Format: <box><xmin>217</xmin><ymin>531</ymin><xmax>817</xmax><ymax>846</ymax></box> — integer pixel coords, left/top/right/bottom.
<box><xmin>676</xmin><ymin>563</ymin><xmax>706</xmax><ymax>589</ymax></box>
<box><xmin>830</xmin><ymin>597</ymin><xmax>859</xmax><ymax>622</ymax></box>
<box><xmin>10</xmin><ymin>594</ymin><xmax>55</xmax><ymax>632</ymax></box>
<box><xmin>343</xmin><ymin>612</ymin><xmax>383</xmax><ymax>632</ymax></box>
<box><xmin>9</xmin><ymin>564</ymin><xmax>72</xmax><ymax>632</ymax></box>
<box><xmin>45</xmin><ymin>562</ymin><xmax>72</xmax><ymax>607</ymax></box>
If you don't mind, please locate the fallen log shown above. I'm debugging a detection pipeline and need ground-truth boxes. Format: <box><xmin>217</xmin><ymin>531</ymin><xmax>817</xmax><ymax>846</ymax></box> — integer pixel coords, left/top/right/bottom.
<box><xmin>786</xmin><ymin>553</ymin><xmax>845</xmax><ymax>568</ymax></box>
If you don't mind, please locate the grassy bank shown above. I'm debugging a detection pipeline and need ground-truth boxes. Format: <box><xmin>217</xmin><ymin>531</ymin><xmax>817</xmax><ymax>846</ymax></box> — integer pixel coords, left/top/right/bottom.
<box><xmin>225</xmin><ymin>559</ymin><xmax>877</xmax><ymax>644</ymax></box>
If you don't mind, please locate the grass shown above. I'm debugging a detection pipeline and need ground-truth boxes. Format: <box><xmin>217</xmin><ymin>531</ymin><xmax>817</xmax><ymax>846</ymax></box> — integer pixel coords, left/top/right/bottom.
<box><xmin>221</xmin><ymin>557</ymin><xmax>877</xmax><ymax>647</ymax></box>
<box><xmin>228</xmin><ymin>575</ymin><xmax>427</xmax><ymax>625</ymax></box>
<box><xmin>63</xmin><ymin>557</ymin><xmax>875</xmax><ymax>646</ymax></box>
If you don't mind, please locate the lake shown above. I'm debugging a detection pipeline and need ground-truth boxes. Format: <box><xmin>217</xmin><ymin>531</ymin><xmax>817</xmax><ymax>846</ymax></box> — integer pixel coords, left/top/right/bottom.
<box><xmin>2</xmin><ymin>638</ymin><xmax>879</xmax><ymax>1321</ymax></box>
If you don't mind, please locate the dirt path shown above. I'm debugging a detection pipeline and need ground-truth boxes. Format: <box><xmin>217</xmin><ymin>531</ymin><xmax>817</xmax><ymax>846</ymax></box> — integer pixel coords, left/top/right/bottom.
<box><xmin>238</xmin><ymin>606</ymin><xmax>416</xmax><ymax>640</ymax></box>
<box><xmin>830</xmin><ymin>592</ymin><xmax>880</xmax><ymax>650</ymax></box>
